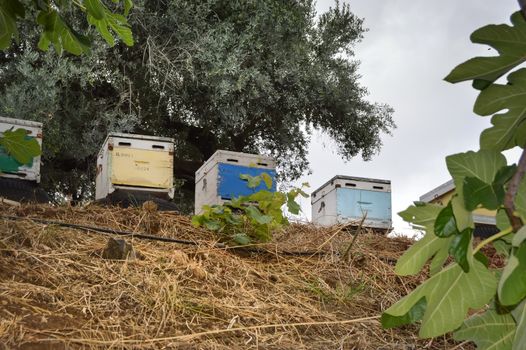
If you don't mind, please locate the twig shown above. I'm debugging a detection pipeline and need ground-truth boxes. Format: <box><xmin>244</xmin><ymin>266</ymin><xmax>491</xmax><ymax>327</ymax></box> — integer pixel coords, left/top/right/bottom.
<box><xmin>504</xmin><ymin>146</ymin><xmax>526</xmax><ymax>232</ymax></box>
<box><xmin>449</xmin><ymin>341</ymin><xmax>470</xmax><ymax>350</ymax></box>
<box><xmin>64</xmin><ymin>316</ymin><xmax>380</xmax><ymax>344</ymax></box>
<box><xmin>341</xmin><ymin>213</ymin><xmax>367</xmax><ymax>261</ymax></box>
<box><xmin>0</xmin><ymin>197</ymin><xmax>20</xmax><ymax>206</ymax></box>
<box><xmin>315</xmin><ymin>223</ymin><xmax>353</xmax><ymax>252</ymax></box>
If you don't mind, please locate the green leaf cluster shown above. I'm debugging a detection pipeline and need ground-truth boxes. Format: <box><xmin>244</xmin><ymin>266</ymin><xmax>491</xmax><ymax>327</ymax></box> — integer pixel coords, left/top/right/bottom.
<box><xmin>0</xmin><ymin>0</ymin><xmax>133</xmax><ymax>55</ymax></box>
<box><xmin>445</xmin><ymin>12</ymin><xmax>526</xmax><ymax>90</ymax></box>
<box><xmin>192</xmin><ymin>173</ymin><xmax>309</xmax><ymax>245</ymax></box>
<box><xmin>383</xmin><ymin>10</ymin><xmax>526</xmax><ymax>349</ymax></box>
<box><xmin>383</xmin><ymin>260</ymin><xmax>496</xmax><ymax>338</ymax></box>
<box><xmin>445</xmin><ymin>12</ymin><xmax>526</xmax><ymax>152</ymax></box>
<box><xmin>86</xmin><ymin>0</ymin><xmax>133</xmax><ymax>47</ymax></box>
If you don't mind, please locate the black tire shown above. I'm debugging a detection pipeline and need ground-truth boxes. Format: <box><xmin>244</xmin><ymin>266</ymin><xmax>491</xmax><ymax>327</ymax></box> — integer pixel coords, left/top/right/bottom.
<box><xmin>0</xmin><ymin>177</ymin><xmax>50</xmax><ymax>203</ymax></box>
<box><xmin>96</xmin><ymin>189</ymin><xmax>179</xmax><ymax>211</ymax></box>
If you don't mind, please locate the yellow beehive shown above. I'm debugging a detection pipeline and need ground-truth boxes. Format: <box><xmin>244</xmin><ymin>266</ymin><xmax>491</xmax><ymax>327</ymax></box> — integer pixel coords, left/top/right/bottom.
<box><xmin>95</xmin><ymin>133</ymin><xmax>175</xmax><ymax>200</ymax></box>
<box><xmin>110</xmin><ymin>146</ymin><xmax>173</xmax><ymax>188</ymax></box>
<box><xmin>420</xmin><ymin>179</ymin><xmax>497</xmax><ymax>237</ymax></box>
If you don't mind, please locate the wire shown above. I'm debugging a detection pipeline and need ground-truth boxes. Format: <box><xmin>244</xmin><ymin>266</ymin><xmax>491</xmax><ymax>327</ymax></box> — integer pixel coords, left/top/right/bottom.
<box><xmin>1</xmin><ymin>215</ymin><xmax>197</xmax><ymax>245</ymax></box>
<box><xmin>0</xmin><ymin>215</ymin><xmax>325</xmax><ymax>257</ymax></box>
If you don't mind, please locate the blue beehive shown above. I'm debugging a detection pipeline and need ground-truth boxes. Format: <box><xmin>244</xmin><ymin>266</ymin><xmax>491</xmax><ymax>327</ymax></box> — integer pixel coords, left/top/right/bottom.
<box><xmin>194</xmin><ymin>150</ymin><xmax>277</xmax><ymax>214</ymax></box>
<box><xmin>311</xmin><ymin>175</ymin><xmax>392</xmax><ymax>230</ymax></box>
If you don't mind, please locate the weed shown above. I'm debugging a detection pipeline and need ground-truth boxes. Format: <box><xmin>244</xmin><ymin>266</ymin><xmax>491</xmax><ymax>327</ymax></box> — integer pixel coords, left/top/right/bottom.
<box><xmin>192</xmin><ymin>173</ymin><xmax>308</xmax><ymax>245</ymax></box>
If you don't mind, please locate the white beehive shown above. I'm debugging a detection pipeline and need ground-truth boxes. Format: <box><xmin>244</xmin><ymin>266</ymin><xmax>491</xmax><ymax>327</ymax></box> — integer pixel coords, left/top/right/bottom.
<box><xmin>0</xmin><ymin>117</ymin><xmax>43</xmax><ymax>183</ymax></box>
<box><xmin>95</xmin><ymin>133</ymin><xmax>175</xmax><ymax>200</ymax></box>
<box><xmin>311</xmin><ymin>175</ymin><xmax>392</xmax><ymax>230</ymax></box>
<box><xmin>195</xmin><ymin>150</ymin><xmax>277</xmax><ymax>214</ymax></box>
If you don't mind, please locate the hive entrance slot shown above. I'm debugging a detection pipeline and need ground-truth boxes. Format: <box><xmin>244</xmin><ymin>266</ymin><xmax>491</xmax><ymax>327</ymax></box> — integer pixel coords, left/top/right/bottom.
<box><xmin>152</xmin><ymin>145</ymin><xmax>165</xmax><ymax>149</ymax></box>
<box><xmin>257</xmin><ymin>162</ymin><xmax>268</xmax><ymax>166</ymax></box>
<box><xmin>4</xmin><ymin>172</ymin><xmax>26</xmax><ymax>177</ymax></box>
<box><xmin>226</xmin><ymin>158</ymin><xmax>239</xmax><ymax>163</ymax></box>
<box><xmin>118</xmin><ymin>142</ymin><xmax>131</xmax><ymax>146</ymax></box>
<box><xmin>373</xmin><ymin>186</ymin><xmax>384</xmax><ymax>190</ymax></box>
<box><xmin>345</xmin><ymin>183</ymin><xmax>356</xmax><ymax>187</ymax></box>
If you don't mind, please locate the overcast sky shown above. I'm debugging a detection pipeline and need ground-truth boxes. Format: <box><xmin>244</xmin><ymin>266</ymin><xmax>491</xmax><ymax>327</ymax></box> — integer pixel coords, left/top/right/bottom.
<box><xmin>294</xmin><ymin>1</ymin><xmax>522</xmax><ymax>233</ymax></box>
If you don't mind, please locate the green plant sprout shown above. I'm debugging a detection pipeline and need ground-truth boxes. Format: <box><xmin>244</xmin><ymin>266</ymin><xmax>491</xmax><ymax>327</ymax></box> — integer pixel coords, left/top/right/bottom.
<box><xmin>192</xmin><ymin>173</ymin><xmax>309</xmax><ymax>245</ymax></box>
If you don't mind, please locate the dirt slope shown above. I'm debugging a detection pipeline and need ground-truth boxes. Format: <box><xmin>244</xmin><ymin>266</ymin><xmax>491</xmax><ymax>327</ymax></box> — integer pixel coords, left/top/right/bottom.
<box><xmin>0</xmin><ymin>204</ymin><xmax>471</xmax><ymax>349</ymax></box>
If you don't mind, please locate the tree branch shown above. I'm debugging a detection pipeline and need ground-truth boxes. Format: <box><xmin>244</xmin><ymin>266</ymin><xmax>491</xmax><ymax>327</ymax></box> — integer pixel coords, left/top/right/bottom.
<box><xmin>504</xmin><ymin>146</ymin><xmax>526</xmax><ymax>232</ymax></box>
<box><xmin>519</xmin><ymin>0</ymin><xmax>526</xmax><ymax>18</ymax></box>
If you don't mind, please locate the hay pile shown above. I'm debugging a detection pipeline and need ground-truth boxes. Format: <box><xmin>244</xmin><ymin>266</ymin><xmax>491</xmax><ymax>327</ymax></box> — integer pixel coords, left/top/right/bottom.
<box><xmin>0</xmin><ymin>203</ymin><xmax>471</xmax><ymax>349</ymax></box>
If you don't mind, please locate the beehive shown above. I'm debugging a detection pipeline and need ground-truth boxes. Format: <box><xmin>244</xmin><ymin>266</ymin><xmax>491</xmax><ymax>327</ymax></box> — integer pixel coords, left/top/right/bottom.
<box><xmin>0</xmin><ymin>117</ymin><xmax>43</xmax><ymax>183</ymax></box>
<box><xmin>311</xmin><ymin>175</ymin><xmax>392</xmax><ymax>230</ymax></box>
<box><xmin>420</xmin><ymin>179</ymin><xmax>497</xmax><ymax>237</ymax></box>
<box><xmin>194</xmin><ymin>150</ymin><xmax>277</xmax><ymax>214</ymax></box>
<box><xmin>95</xmin><ymin>133</ymin><xmax>175</xmax><ymax>200</ymax></box>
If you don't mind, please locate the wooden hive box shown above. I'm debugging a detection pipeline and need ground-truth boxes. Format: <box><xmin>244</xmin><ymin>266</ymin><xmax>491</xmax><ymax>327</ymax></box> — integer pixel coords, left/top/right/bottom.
<box><xmin>311</xmin><ymin>175</ymin><xmax>392</xmax><ymax>230</ymax></box>
<box><xmin>194</xmin><ymin>150</ymin><xmax>276</xmax><ymax>214</ymax></box>
<box><xmin>0</xmin><ymin>117</ymin><xmax>43</xmax><ymax>183</ymax></box>
<box><xmin>95</xmin><ymin>133</ymin><xmax>175</xmax><ymax>200</ymax></box>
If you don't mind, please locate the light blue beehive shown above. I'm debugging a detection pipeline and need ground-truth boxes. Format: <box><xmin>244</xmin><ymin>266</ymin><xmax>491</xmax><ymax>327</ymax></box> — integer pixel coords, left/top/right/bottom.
<box><xmin>311</xmin><ymin>175</ymin><xmax>392</xmax><ymax>230</ymax></box>
<box><xmin>194</xmin><ymin>150</ymin><xmax>277</xmax><ymax>214</ymax></box>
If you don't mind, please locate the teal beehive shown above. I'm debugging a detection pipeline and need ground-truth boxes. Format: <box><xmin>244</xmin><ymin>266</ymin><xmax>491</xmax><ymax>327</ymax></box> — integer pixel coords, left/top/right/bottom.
<box><xmin>0</xmin><ymin>117</ymin><xmax>43</xmax><ymax>183</ymax></box>
<box><xmin>311</xmin><ymin>175</ymin><xmax>392</xmax><ymax>230</ymax></box>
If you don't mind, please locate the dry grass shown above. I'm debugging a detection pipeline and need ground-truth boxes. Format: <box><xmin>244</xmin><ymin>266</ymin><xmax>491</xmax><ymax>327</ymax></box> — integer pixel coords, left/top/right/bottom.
<box><xmin>0</xmin><ymin>203</ymin><xmax>473</xmax><ymax>349</ymax></box>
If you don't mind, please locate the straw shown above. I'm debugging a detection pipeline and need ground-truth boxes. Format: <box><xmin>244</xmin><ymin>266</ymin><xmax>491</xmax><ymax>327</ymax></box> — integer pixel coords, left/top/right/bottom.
<box><xmin>0</xmin><ymin>203</ymin><xmax>473</xmax><ymax>349</ymax></box>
